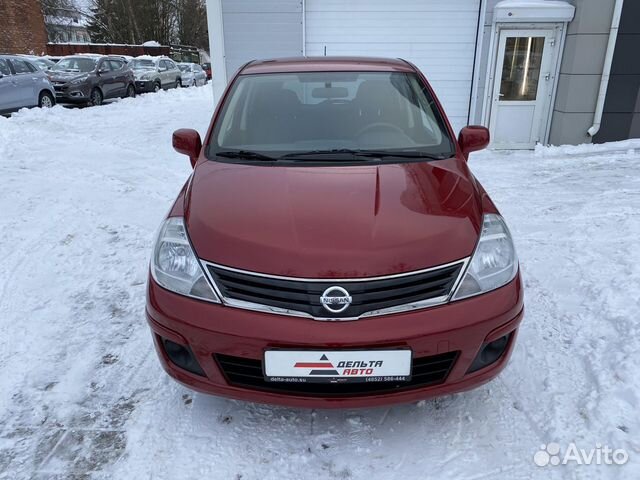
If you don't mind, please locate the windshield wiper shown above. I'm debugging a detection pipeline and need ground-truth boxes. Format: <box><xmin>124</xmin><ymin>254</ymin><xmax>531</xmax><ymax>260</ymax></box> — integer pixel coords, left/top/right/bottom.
<box><xmin>280</xmin><ymin>149</ymin><xmax>449</xmax><ymax>160</ymax></box>
<box><xmin>214</xmin><ymin>150</ymin><xmax>280</xmax><ymax>162</ymax></box>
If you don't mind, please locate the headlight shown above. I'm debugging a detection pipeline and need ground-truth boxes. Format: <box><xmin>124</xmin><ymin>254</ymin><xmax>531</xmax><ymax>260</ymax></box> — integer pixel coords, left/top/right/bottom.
<box><xmin>452</xmin><ymin>214</ymin><xmax>518</xmax><ymax>301</ymax></box>
<box><xmin>70</xmin><ymin>75</ymin><xmax>88</xmax><ymax>85</ymax></box>
<box><xmin>150</xmin><ymin>217</ymin><xmax>220</xmax><ymax>303</ymax></box>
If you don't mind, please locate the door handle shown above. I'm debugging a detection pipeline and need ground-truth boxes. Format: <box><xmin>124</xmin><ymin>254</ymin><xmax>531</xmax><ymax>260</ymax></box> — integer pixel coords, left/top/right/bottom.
<box><xmin>499</xmin><ymin>93</ymin><xmax>505</xmax><ymax>97</ymax></box>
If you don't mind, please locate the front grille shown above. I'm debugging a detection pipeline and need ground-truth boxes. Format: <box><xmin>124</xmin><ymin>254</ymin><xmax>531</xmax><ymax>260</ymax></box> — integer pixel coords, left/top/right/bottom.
<box><xmin>206</xmin><ymin>261</ymin><xmax>464</xmax><ymax>319</ymax></box>
<box><xmin>215</xmin><ymin>351</ymin><xmax>458</xmax><ymax>397</ymax></box>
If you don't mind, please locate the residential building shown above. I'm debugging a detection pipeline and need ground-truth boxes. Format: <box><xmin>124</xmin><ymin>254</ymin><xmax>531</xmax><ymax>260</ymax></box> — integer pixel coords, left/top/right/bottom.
<box><xmin>44</xmin><ymin>7</ymin><xmax>91</xmax><ymax>44</ymax></box>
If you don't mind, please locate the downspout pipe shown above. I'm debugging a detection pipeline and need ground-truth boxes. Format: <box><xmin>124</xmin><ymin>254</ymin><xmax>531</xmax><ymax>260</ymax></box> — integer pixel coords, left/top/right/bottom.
<box><xmin>588</xmin><ymin>0</ymin><xmax>624</xmax><ymax>137</ymax></box>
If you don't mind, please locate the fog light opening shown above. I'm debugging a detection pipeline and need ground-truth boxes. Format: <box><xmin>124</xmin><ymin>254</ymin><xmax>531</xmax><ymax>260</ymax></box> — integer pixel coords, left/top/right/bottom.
<box><xmin>161</xmin><ymin>337</ymin><xmax>206</xmax><ymax>376</ymax></box>
<box><xmin>467</xmin><ymin>333</ymin><xmax>511</xmax><ymax>374</ymax></box>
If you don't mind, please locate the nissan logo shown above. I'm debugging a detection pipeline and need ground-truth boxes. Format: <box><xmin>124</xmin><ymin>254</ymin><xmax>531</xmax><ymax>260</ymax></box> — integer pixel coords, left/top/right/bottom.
<box><xmin>320</xmin><ymin>286</ymin><xmax>352</xmax><ymax>313</ymax></box>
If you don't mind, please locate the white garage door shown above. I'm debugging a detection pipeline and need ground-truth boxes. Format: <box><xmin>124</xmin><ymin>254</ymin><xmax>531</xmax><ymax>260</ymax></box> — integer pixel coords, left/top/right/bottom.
<box><xmin>305</xmin><ymin>0</ymin><xmax>481</xmax><ymax>133</ymax></box>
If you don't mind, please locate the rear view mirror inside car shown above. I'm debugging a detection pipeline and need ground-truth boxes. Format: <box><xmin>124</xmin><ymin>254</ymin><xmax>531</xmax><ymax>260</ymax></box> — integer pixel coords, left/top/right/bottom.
<box><xmin>312</xmin><ymin>86</ymin><xmax>349</xmax><ymax>99</ymax></box>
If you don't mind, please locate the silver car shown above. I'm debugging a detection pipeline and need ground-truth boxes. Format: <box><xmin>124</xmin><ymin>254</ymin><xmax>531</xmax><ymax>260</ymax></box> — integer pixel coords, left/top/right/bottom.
<box><xmin>0</xmin><ymin>55</ymin><xmax>56</xmax><ymax>115</ymax></box>
<box><xmin>177</xmin><ymin>63</ymin><xmax>207</xmax><ymax>87</ymax></box>
<box><xmin>130</xmin><ymin>56</ymin><xmax>183</xmax><ymax>93</ymax></box>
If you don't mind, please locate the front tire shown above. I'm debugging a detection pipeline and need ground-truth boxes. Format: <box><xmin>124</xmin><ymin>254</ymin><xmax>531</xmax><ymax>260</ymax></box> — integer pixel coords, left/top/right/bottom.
<box><xmin>176</xmin><ymin>79</ymin><xmax>182</xmax><ymax>88</ymax></box>
<box><xmin>125</xmin><ymin>84</ymin><xmax>136</xmax><ymax>98</ymax></box>
<box><xmin>89</xmin><ymin>88</ymin><xmax>103</xmax><ymax>106</ymax></box>
<box><xmin>39</xmin><ymin>91</ymin><xmax>55</xmax><ymax>108</ymax></box>
<box><xmin>153</xmin><ymin>82</ymin><xmax>161</xmax><ymax>93</ymax></box>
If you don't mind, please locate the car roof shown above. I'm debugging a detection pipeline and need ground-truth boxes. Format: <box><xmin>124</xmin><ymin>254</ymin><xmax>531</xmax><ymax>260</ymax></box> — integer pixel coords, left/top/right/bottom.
<box><xmin>60</xmin><ymin>54</ymin><xmax>102</xmax><ymax>59</ymax></box>
<box><xmin>241</xmin><ymin>56</ymin><xmax>416</xmax><ymax>75</ymax></box>
<box><xmin>134</xmin><ymin>55</ymin><xmax>171</xmax><ymax>61</ymax></box>
<box><xmin>0</xmin><ymin>54</ymin><xmax>38</xmax><ymax>63</ymax></box>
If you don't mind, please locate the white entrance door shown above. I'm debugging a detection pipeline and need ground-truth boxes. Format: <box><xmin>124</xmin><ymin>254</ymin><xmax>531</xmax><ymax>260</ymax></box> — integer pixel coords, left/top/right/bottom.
<box><xmin>489</xmin><ymin>29</ymin><xmax>557</xmax><ymax>149</ymax></box>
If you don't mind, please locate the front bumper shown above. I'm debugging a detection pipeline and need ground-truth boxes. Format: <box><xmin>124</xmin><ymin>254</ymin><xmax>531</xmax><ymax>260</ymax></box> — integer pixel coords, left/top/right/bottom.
<box><xmin>146</xmin><ymin>272</ymin><xmax>524</xmax><ymax>408</ymax></box>
<box><xmin>135</xmin><ymin>80</ymin><xmax>156</xmax><ymax>93</ymax></box>
<box><xmin>52</xmin><ymin>84</ymin><xmax>90</xmax><ymax>103</ymax></box>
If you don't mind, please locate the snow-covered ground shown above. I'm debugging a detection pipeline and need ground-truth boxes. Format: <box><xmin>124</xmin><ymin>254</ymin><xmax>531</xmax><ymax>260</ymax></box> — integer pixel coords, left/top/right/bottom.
<box><xmin>0</xmin><ymin>87</ymin><xmax>638</xmax><ymax>479</ymax></box>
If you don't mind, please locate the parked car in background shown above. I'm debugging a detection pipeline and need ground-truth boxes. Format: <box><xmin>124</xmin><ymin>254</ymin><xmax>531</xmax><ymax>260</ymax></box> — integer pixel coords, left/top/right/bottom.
<box><xmin>147</xmin><ymin>57</ymin><xmax>523</xmax><ymax>408</ymax></box>
<box><xmin>130</xmin><ymin>56</ymin><xmax>182</xmax><ymax>93</ymax></box>
<box><xmin>47</xmin><ymin>55</ymin><xmax>136</xmax><ymax>106</ymax></box>
<box><xmin>0</xmin><ymin>55</ymin><xmax>55</xmax><ymax>115</ymax></box>
<box><xmin>177</xmin><ymin>63</ymin><xmax>207</xmax><ymax>87</ymax></box>
<box><xmin>43</xmin><ymin>56</ymin><xmax>63</xmax><ymax>64</ymax></box>
<box><xmin>19</xmin><ymin>55</ymin><xmax>56</xmax><ymax>71</ymax></box>
<box><xmin>201</xmin><ymin>62</ymin><xmax>212</xmax><ymax>80</ymax></box>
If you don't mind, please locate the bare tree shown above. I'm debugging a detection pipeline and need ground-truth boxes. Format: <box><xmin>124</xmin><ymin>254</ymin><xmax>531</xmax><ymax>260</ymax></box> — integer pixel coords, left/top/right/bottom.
<box><xmin>175</xmin><ymin>0</ymin><xmax>208</xmax><ymax>49</ymax></box>
<box><xmin>87</xmin><ymin>0</ymin><xmax>208</xmax><ymax>49</ymax></box>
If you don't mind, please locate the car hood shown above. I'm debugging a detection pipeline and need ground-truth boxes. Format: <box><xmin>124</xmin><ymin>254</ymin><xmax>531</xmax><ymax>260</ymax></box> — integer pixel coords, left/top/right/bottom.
<box><xmin>47</xmin><ymin>71</ymin><xmax>90</xmax><ymax>83</ymax></box>
<box><xmin>185</xmin><ymin>159</ymin><xmax>483</xmax><ymax>278</ymax></box>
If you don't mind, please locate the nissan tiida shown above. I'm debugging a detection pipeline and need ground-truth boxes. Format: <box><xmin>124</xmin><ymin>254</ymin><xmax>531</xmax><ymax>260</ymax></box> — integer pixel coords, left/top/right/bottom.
<box><xmin>146</xmin><ymin>57</ymin><xmax>524</xmax><ymax>408</ymax></box>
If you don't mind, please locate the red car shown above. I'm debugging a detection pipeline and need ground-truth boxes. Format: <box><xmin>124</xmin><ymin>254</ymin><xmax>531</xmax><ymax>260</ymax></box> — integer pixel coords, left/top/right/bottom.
<box><xmin>146</xmin><ymin>57</ymin><xmax>523</xmax><ymax>408</ymax></box>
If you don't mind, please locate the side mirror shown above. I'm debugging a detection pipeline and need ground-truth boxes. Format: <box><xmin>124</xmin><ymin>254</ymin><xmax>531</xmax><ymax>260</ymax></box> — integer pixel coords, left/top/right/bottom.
<box><xmin>458</xmin><ymin>126</ymin><xmax>490</xmax><ymax>160</ymax></box>
<box><xmin>172</xmin><ymin>129</ymin><xmax>202</xmax><ymax>168</ymax></box>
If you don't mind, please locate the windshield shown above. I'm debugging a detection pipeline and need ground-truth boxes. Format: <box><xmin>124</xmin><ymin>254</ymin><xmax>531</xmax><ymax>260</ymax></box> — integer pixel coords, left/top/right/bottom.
<box><xmin>51</xmin><ymin>57</ymin><xmax>97</xmax><ymax>73</ymax></box>
<box><xmin>208</xmin><ymin>71</ymin><xmax>455</xmax><ymax>164</ymax></box>
<box><xmin>131</xmin><ymin>59</ymin><xmax>156</xmax><ymax>70</ymax></box>
<box><xmin>178</xmin><ymin>64</ymin><xmax>190</xmax><ymax>72</ymax></box>
<box><xmin>31</xmin><ymin>58</ymin><xmax>52</xmax><ymax>70</ymax></box>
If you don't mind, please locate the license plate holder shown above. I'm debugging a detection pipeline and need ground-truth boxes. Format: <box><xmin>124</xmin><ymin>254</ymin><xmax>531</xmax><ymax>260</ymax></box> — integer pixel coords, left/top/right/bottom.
<box><xmin>264</xmin><ymin>349</ymin><xmax>412</xmax><ymax>384</ymax></box>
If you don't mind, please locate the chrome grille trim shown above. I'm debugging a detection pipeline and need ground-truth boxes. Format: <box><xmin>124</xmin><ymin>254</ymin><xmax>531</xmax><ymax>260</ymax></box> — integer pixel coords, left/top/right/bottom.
<box><xmin>200</xmin><ymin>257</ymin><xmax>469</xmax><ymax>321</ymax></box>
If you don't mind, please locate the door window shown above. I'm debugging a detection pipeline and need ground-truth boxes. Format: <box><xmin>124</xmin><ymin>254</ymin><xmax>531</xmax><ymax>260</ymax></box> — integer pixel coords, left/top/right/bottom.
<box><xmin>109</xmin><ymin>60</ymin><xmax>124</xmax><ymax>70</ymax></box>
<box><xmin>98</xmin><ymin>61</ymin><xmax>112</xmax><ymax>72</ymax></box>
<box><xmin>0</xmin><ymin>59</ymin><xmax>11</xmax><ymax>76</ymax></box>
<box><xmin>499</xmin><ymin>37</ymin><xmax>545</xmax><ymax>101</ymax></box>
<box><xmin>10</xmin><ymin>59</ymin><xmax>32</xmax><ymax>74</ymax></box>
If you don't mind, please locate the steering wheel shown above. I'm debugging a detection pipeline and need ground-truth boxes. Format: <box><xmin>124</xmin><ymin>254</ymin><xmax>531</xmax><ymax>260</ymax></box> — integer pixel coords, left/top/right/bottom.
<box><xmin>356</xmin><ymin>122</ymin><xmax>406</xmax><ymax>138</ymax></box>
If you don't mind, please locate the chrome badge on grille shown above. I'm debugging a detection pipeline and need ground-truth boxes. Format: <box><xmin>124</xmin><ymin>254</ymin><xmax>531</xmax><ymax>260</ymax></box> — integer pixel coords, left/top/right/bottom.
<box><xmin>320</xmin><ymin>286</ymin><xmax>352</xmax><ymax>313</ymax></box>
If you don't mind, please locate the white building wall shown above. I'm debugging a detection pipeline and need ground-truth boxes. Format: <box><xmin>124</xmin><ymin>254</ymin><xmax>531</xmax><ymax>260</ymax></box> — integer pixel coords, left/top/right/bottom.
<box><xmin>206</xmin><ymin>0</ymin><xmax>303</xmax><ymax>103</ymax></box>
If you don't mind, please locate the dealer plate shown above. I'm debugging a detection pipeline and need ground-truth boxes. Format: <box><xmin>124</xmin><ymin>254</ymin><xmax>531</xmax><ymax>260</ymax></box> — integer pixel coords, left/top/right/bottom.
<box><xmin>264</xmin><ymin>350</ymin><xmax>412</xmax><ymax>383</ymax></box>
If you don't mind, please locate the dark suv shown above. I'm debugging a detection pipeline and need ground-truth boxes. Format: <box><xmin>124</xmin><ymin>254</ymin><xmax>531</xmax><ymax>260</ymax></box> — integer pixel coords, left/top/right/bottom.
<box><xmin>47</xmin><ymin>55</ymin><xmax>136</xmax><ymax>106</ymax></box>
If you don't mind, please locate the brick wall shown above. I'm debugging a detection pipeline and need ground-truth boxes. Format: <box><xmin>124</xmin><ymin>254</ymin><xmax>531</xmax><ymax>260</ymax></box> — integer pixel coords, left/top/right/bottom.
<box><xmin>0</xmin><ymin>0</ymin><xmax>48</xmax><ymax>55</ymax></box>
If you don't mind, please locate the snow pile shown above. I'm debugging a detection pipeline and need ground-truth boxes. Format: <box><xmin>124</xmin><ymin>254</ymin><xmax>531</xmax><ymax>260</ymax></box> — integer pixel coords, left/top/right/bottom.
<box><xmin>0</xmin><ymin>89</ymin><xmax>638</xmax><ymax>479</ymax></box>
<box><xmin>534</xmin><ymin>138</ymin><xmax>640</xmax><ymax>157</ymax></box>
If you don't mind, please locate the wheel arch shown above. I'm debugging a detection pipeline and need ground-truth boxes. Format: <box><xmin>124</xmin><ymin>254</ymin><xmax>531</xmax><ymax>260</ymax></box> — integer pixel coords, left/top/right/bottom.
<box><xmin>39</xmin><ymin>88</ymin><xmax>56</xmax><ymax>106</ymax></box>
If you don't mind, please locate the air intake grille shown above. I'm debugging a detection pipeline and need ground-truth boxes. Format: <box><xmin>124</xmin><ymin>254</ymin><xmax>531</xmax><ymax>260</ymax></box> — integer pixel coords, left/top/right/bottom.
<box><xmin>206</xmin><ymin>261</ymin><xmax>464</xmax><ymax>319</ymax></box>
<box><xmin>215</xmin><ymin>351</ymin><xmax>459</xmax><ymax>397</ymax></box>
